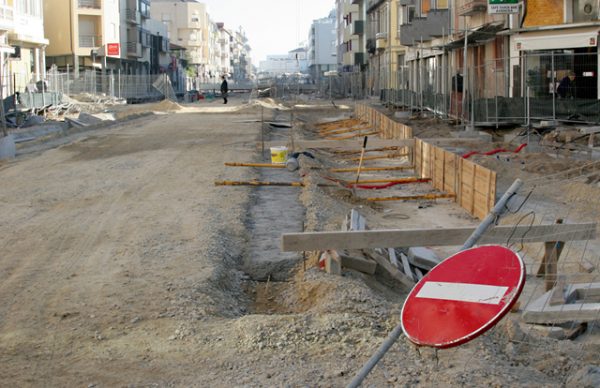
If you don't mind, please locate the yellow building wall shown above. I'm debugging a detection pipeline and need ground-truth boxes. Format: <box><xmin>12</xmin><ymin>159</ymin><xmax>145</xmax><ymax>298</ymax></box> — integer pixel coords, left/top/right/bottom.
<box><xmin>523</xmin><ymin>0</ymin><xmax>564</xmax><ymax>27</ymax></box>
<box><xmin>44</xmin><ymin>0</ymin><xmax>74</xmax><ymax>56</ymax></box>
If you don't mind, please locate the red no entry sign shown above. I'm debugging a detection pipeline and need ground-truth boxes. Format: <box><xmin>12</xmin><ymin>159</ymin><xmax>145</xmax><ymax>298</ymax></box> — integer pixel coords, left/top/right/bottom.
<box><xmin>401</xmin><ymin>245</ymin><xmax>525</xmax><ymax>348</ymax></box>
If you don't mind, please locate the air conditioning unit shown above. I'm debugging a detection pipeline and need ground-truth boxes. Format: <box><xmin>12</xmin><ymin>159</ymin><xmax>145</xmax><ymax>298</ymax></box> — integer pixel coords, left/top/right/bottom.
<box><xmin>574</xmin><ymin>0</ymin><xmax>599</xmax><ymax>22</ymax></box>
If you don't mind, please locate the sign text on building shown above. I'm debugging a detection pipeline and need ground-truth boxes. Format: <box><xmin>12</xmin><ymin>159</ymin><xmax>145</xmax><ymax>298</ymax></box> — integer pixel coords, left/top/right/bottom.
<box><xmin>488</xmin><ymin>0</ymin><xmax>519</xmax><ymax>14</ymax></box>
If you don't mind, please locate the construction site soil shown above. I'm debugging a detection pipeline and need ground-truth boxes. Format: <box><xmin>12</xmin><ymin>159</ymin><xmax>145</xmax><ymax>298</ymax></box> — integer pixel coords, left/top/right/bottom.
<box><xmin>0</xmin><ymin>97</ymin><xmax>599</xmax><ymax>387</ymax></box>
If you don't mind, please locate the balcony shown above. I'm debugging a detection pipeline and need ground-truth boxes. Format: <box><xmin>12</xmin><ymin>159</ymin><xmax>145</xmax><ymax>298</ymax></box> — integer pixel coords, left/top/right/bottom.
<box><xmin>79</xmin><ymin>34</ymin><xmax>102</xmax><ymax>48</ymax></box>
<box><xmin>126</xmin><ymin>41</ymin><xmax>142</xmax><ymax>57</ymax></box>
<box><xmin>457</xmin><ymin>0</ymin><xmax>487</xmax><ymax>16</ymax></box>
<box><xmin>375</xmin><ymin>32</ymin><xmax>387</xmax><ymax>50</ymax></box>
<box><xmin>352</xmin><ymin>20</ymin><xmax>364</xmax><ymax>36</ymax></box>
<box><xmin>399</xmin><ymin>9</ymin><xmax>450</xmax><ymax>46</ymax></box>
<box><xmin>367</xmin><ymin>0</ymin><xmax>385</xmax><ymax>12</ymax></box>
<box><xmin>0</xmin><ymin>4</ymin><xmax>14</xmax><ymax>30</ymax></box>
<box><xmin>78</xmin><ymin>0</ymin><xmax>101</xmax><ymax>9</ymax></box>
<box><xmin>125</xmin><ymin>8</ymin><xmax>140</xmax><ymax>24</ymax></box>
<box><xmin>366</xmin><ymin>38</ymin><xmax>376</xmax><ymax>54</ymax></box>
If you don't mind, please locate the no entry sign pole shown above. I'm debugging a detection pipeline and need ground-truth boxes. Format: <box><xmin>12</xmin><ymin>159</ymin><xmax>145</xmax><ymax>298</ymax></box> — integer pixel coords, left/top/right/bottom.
<box><xmin>347</xmin><ymin>179</ymin><xmax>524</xmax><ymax>388</ymax></box>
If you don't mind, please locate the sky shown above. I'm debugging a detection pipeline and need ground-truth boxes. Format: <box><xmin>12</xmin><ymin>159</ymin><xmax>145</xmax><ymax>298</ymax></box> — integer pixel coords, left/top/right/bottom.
<box><xmin>201</xmin><ymin>0</ymin><xmax>336</xmax><ymax>66</ymax></box>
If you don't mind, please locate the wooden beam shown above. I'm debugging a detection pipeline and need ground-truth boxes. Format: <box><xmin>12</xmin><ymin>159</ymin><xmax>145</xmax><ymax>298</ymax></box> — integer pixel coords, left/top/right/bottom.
<box><xmin>330</xmin><ymin>166</ymin><xmax>413</xmax><ymax>173</ymax></box>
<box><xmin>225</xmin><ymin>162</ymin><xmax>285</xmax><ymax>169</ymax></box>
<box><xmin>340</xmin><ymin>253</ymin><xmax>377</xmax><ymax>275</ymax></box>
<box><xmin>366</xmin><ymin>193</ymin><xmax>455</xmax><ymax>202</ymax></box>
<box><xmin>364</xmin><ymin>251</ymin><xmax>415</xmax><ymax>289</ymax></box>
<box><xmin>325</xmin><ymin>131</ymin><xmax>380</xmax><ymax>140</ymax></box>
<box><xmin>281</xmin><ymin>223</ymin><xmax>597</xmax><ymax>252</ymax></box>
<box><xmin>263</xmin><ymin>139</ymin><xmax>415</xmax><ymax>151</ymax></box>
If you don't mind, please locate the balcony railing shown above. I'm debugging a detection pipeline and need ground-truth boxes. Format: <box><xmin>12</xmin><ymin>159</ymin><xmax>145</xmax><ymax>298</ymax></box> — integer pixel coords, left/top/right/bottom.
<box><xmin>352</xmin><ymin>20</ymin><xmax>364</xmax><ymax>36</ymax></box>
<box><xmin>126</xmin><ymin>41</ymin><xmax>142</xmax><ymax>57</ymax></box>
<box><xmin>125</xmin><ymin>8</ymin><xmax>139</xmax><ymax>23</ymax></box>
<box><xmin>0</xmin><ymin>5</ymin><xmax>14</xmax><ymax>22</ymax></box>
<box><xmin>457</xmin><ymin>0</ymin><xmax>487</xmax><ymax>16</ymax></box>
<box><xmin>79</xmin><ymin>34</ymin><xmax>102</xmax><ymax>48</ymax></box>
<box><xmin>78</xmin><ymin>0</ymin><xmax>101</xmax><ymax>8</ymax></box>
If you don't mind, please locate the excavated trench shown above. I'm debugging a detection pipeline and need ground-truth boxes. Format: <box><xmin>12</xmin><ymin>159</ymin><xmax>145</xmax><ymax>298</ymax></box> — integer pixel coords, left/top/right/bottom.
<box><xmin>242</xmin><ymin>110</ymin><xmax>306</xmax><ymax>314</ymax></box>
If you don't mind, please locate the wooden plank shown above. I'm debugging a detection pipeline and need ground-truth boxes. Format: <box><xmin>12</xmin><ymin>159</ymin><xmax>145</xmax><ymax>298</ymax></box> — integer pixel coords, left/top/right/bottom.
<box><xmin>388</xmin><ymin>248</ymin><xmax>400</xmax><ymax>268</ymax></box>
<box><xmin>340</xmin><ymin>253</ymin><xmax>377</xmax><ymax>275</ymax></box>
<box><xmin>364</xmin><ymin>251</ymin><xmax>415</xmax><ymax>289</ymax></box>
<box><xmin>322</xmin><ymin>250</ymin><xmax>342</xmax><ymax>275</ymax></box>
<box><xmin>265</xmin><ymin>139</ymin><xmax>414</xmax><ymax>150</ymax></box>
<box><xmin>350</xmin><ymin>209</ymin><xmax>367</xmax><ymax>231</ymax></box>
<box><xmin>399</xmin><ymin>252</ymin><xmax>415</xmax><ymax>282</ymax></box>
<box><xmin>281</xmin><ymin>223</ymin><xmax>597</xmax><ymax>252</ymax></box>
<box><xmin>537</xmin><ymin>219</ymin><xmax>565</xmax><ymax>286</ymax></box>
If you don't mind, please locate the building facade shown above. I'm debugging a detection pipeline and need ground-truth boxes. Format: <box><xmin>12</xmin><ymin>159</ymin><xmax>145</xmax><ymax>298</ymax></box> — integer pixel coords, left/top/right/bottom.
<box><xmin>151</xmin><ymin>0</ymin><xmax>210</xmax><ymax>80</ymax></box>
<box><xmin>2</xmin><ymin>0</ymin><xmax>48</xmax><ymax>95</ymax></box>
<box><xmin>308</xmin><ymin>11</ymin><xmax>337</xmax><ymax>82</ymax></box>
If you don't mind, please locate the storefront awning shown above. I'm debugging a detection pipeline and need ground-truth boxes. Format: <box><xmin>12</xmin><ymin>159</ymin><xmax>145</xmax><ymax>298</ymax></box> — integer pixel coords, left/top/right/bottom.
<box><xmin>514</xmin><ymin>26</ymin><xmax>600</xmax><ymax>51</ymax></box>
<box><xmin>442</xmin><ymin>23</ymin><xmax>506</xmax><ymax>50</ymax></box>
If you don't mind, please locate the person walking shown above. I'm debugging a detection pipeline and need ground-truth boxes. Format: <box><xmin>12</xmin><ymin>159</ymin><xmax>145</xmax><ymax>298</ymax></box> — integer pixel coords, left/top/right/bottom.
<box><xmin>220</xmin><ymin>75</ymin><xmax>228</xmax><ymax>104</ymax></box>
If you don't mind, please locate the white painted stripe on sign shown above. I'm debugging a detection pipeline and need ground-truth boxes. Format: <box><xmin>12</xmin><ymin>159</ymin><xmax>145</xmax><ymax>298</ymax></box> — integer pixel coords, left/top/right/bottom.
<box><xmin>416</xmin><ymin>282</ymin><xmax>509</xmax><ymax>305</ymax></box>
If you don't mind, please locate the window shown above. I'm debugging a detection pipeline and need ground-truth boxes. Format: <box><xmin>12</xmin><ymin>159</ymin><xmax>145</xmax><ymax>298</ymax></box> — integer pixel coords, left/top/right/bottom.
<box><xmin>436</xmin><ymin>0</ymin><xmax>448</xmax><ymax>9</ymax></box>
<box><xmin>191</xmin><ymin>17</ymin><xmax>199</xmax><ymax>22</ymax></box>
<box><xmin>494</xmin><ymin>36</ymin><xmax>505</xmax><ymax>70</ymax></box>
<box><xmin>401</xmin><ymin>5</ymin><xmax>415</xmax><ymax>25</ymax></box>
<box><xmin>421</xmin><ymin>0</ymin><xmax>430</xmax><ymax>16</ymax></box>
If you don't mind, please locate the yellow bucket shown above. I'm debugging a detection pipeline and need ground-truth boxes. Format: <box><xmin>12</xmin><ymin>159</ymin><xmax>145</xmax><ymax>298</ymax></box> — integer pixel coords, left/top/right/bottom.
<box><xmin>270</xmin><ymin>146</ymin><xmax>288</xmax><ymax>164</ymax></box>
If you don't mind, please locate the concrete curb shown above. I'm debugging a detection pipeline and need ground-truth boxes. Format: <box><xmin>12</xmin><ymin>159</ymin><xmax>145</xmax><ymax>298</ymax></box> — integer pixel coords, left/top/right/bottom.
<box><xmin>0</xmin><ymin>134</ymin><xmax>16</xmax><ymax>160</ymax></box>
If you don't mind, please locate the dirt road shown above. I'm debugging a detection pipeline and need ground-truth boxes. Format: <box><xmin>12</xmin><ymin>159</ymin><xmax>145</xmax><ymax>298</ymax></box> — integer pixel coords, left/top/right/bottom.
<box><xmin>1</xmin><ymin>101</ymin><xmax>599</xmax><ymax>387</ymax></box>
<box><xmin>0</xmin><ymin>108</ymin><xmax>261</xmax><ymax>385</ymax></box>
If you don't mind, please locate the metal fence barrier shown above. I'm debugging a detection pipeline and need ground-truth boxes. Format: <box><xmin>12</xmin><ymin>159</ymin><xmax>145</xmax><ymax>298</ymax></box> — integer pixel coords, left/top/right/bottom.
<box><xmin>379</xmin><ymin>52</ymin><xmax>600</xmax><ymax>126</ymax></box>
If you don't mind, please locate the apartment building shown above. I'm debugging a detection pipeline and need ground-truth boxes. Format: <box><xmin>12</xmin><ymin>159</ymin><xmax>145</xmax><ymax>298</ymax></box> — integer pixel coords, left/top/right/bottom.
<box><xmin>363</xmin><ymin>0</ymin><xmax>403</xmax><ymax>97</ymax></box>
<box><xmin>231</xmin><ymin>27</ymin><xmax>252</xmax><ymax>82</ymax></box>
<box><xmin>259</xmin><ymin>48</ymin><xmax>307</xmax><ymax>77</ymax></box>
<box><xmin>336</xmin><ymin>0</ymin><xmax>362</xmax><ymax>74</ymax></box>
<box><xmin>1</xmin><ymin>0</ymin><xmax>48</xmax><ymax>94</ymax></box>
<box><xmin>308</xmin><ymin>10</ymin><xmax>337</xmax><ymax>82</ymax></box>
<box><xmin>151</xmin><ymin>0</ymin><xmax>210</xmax><ymax>81</ymax></box>
<box><xmin>44</xmin><ymin>0</ymin><xmax>168</xmax><ymax>75</ymax></box>
<box><xmin>215</xmin><ymin>23</ymin><xmax>232</xmax><ymax>78</ymax></box>
<box><xmin>45</xmin><ymin>0</ymin><xmax>118</xmax><ymax>73</ymax></box>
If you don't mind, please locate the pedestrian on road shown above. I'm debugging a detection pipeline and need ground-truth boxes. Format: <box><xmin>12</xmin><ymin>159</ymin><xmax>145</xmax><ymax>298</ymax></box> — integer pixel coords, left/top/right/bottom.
<box><xmin>221</xmin><ymin>75</ymin><xmax>228</xmax><ymax>104</ymax></box>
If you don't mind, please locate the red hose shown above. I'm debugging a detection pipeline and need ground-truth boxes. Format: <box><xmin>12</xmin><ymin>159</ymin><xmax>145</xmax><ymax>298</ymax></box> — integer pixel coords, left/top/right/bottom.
<box><xmin>352</xmin><ymin>179</ymin><xmax>431</xmax><ymax>190</ymax></box>
<box><xmin>463</xmin><ymin>143</ymin><xmax>527</xmax><ymax>159</ymax></box>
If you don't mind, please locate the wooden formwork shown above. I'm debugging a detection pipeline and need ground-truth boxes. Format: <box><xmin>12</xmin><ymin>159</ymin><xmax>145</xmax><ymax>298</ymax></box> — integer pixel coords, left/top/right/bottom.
<box><xmin>355</xmin><ymin>104</ymin><xmax>412</xmax><ymax>140</ymax></box>
<box><xmin>355</xmin><ymin>104</ymin><xmax>497</xmax><ymax>220</ymax></box>
<box><xmin>415</xmin><ymin>139</ymin><xmax>496</xmax><ymax>220</ymax></box>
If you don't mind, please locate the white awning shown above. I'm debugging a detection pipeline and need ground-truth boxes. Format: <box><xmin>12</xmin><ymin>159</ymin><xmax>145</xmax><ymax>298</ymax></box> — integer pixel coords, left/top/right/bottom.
<box><xmin>514</xmin><ymin>26</ymin><xmax>600</xmax><ymax>51</ymax></box>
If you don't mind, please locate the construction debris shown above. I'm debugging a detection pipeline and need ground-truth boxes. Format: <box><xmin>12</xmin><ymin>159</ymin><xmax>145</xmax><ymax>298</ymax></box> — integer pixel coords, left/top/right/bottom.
<box><xmin>522</xmin><ymin>282</ymin><xmax>600</xmax><ymax>324</ymax></box>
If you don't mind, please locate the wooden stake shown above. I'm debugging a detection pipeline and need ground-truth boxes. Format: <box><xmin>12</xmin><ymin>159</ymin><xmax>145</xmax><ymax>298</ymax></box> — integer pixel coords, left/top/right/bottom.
<box><xmin>348</xmin><ymin>177</ymin><xmax>429</xmax><ymax>184</ymax></box>
<box><xmin>330</xmin><ymin>166</ymin><xmax>414</xmax><ymax>173</ymax></box>
<box><xmin>536</xmin><ymin>219</ymin><xmax>565</xmax><ymax>292</ymax></box>
<box><xmin>215</xmin><ymin>180</ymin><xmax>304</xmax><ymax>187</ymax></box>
<box><xmin>333</xmin><ymin>146</ymin><xmax>405</xmax><ymax>155</ymax></box>
<box><xmin>354</xmin><ymin>136</ymin><xmax>369</xmax><ymax>189</ymax></box>
<box><xmin>318</xmin><ymin>125</ymin><xmax>372</xmax><ymax>136</ymax></box>
<box><xmin>342</xmin><ymin>153</ymin><xmax>409</xmax><ymax>162</ymax></box>
<box><xmin>325</xmin><ymin>131</ymin><xmax>379</xmax><ymax>141</ymax></box>
<box><xmin>225</xmin><ymin>162</ymin><xmax>286</xmax><ymax>168</ymax></box>
<box><xmin>366</xmin><ymin>193</ymin><xmax>456</xmax><ymax>202</ymax></box>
